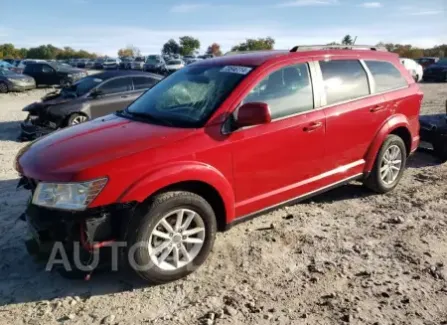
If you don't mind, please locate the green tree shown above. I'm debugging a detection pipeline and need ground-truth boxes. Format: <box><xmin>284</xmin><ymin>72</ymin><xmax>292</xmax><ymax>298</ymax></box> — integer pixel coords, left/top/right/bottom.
<box><xmin>179</xmin><ymin>36</ymin><xmax>200</xmax><ymax>56</ymax></box>
<box><xmin>341</xmin><ymin>35</ymin><xmax>353</xmax><ymax>45</ymax></box>
<box><xmin>162</xmin><ymin>39</ymin><xmax>181</xmax><ymax>55</ymax></box>
<box><xmin>118</xmin><ymin>45</ymin><xmax>141</xmax><ymax>57</ymax></box>
<box><xmin>231</xmin><ymin>37</ymin><xmax>275</xmax><ymax>52</ymax></box>
<box><xmin>206</xmin><ymin>43</ymin><xmax>222</xmax><ymax>56</ymax></box>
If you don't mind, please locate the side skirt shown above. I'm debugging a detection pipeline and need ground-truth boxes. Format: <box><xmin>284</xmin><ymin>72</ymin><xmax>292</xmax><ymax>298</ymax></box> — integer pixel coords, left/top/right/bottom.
<box><xmin>224</xmin><ymin>173</ymin><xmax>365</xmax><ymax>231</ymax></box>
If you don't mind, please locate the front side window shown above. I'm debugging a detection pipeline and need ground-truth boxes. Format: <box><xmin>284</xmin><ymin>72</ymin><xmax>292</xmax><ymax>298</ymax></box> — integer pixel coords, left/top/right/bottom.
<box><xmin>242</xmin><ymin>63</ymin><xmax>314</xmax><ymax>119</ymax></box>
<box><xmin>126</xmin><ymin>64</ymin><xmax>251</xmax><ymax>127</ymax></box>
<box><xmin>98</xmin><ymin>77</ymin><xmax>131</xmax><ymax>94</ymax></box>
<box><xmin>132</xmin><ymin>76</ymin><xmax>158</xmax><ymax>90</ymax></box>
<box><xmin>364</xmin><ymin>60</ymin><xmax>407</xmax><ymax>93</ymax></box>
<box><xmin>42</xmin><ymin>65</ymin><xmax>54</xmax><ymax>73</ymax></box>
<box><xmin>319</xmin><ymin>59</ymin><xmax>370</xmax><ymax>105</ymax></box>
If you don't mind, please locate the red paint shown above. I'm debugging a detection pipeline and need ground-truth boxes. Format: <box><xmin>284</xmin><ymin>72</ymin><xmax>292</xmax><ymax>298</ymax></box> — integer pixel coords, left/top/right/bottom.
<box><xmin>16</xmin><ymin>49</ymin><xmax>422</xmax><ymax>225</ymax></box>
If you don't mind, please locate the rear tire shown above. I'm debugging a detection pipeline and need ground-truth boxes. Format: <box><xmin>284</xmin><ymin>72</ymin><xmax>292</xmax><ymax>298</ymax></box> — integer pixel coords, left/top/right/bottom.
<box><xmin>433</xmin><ymin>140</ymin><xmax>447</xmax><ymax>162</ymax></box>
<box><xmin>0</xmin><ymin>81</ymin><xmax>9</xmax><ymax>93</ymax></box>
<box><xmin>125</xmin><ymin>191</ymin><xmax>217</xmax><ymax>284</ymax></box>
<box><xmin>364</xmin><ymin>135</ymin><xmax>407</xmax><ymax>193</ymax></box>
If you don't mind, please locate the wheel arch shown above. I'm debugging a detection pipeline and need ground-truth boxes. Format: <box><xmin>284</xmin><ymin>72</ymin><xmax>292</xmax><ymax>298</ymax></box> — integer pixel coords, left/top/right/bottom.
<box><xmin>365</xmin><ymin>114</ymin><xmax>413</xmax><ymax>172</ymax></box>
<box><xmin>118</xmin><ymin>162</ymin><xmax>235</xmax><ymax>229</ymax></box>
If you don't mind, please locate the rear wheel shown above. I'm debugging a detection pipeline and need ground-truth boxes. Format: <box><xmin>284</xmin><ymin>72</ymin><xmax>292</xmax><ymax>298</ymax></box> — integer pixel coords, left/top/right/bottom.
<box><xmin>125</xmin><ymin>191</ymin><xmax>217</xmax><ymax>284</ymax></box>
<box><xmin>0</xmin><ymin>82</ymin><xmax>8</xmax><ymax>93</ymax></box>
<box><xmin>433</xmin><ymin>139</ymin><xmax>447</xmax><ymax>162</ymax></box>
<box><xmin>67</xmin><ymin>113</ymin><xmax>88</xmax><ymax>126</ymax></box>
<box><xmin>364</xmin><ymin>135</ymin><xmax>407</xmax><ymax>193</ymax></box>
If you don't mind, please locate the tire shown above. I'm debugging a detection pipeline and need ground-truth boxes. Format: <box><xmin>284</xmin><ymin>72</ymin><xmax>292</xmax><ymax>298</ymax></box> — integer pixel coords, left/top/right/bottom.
<box><xmin>60</xmin><ymin>79</ymin><xmax>71</xmax><ymax>88</ymax></box>
<box><xmin>363</xmin><ymin>134</ymin><xmax>407</xmax><ymax>193</ymax></box>
<box><xmin>0</xmin><ymin>81</ymin><xmax>9</xmax><ymax>93</ymax></box>
<box><xmin>433</xmin><ymin>140</ymin><xmax>447</xmax><ymax>162</ymax></box>
<box><xmin>125</xmin><ymin>191</ymin><xmax>217</xmax><ymax>284</ymax></box>
<box><xmin>67</xmin><ymin>113</ymin><xmax>88</xmax><ymax>126</ymax></box>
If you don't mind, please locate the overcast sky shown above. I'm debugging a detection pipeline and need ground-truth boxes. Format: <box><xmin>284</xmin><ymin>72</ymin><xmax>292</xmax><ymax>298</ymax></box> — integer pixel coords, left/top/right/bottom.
<box><xmin>1</xmin><ymin>0</ymin><xmax>446</xmax><ymax>56</ymax></box>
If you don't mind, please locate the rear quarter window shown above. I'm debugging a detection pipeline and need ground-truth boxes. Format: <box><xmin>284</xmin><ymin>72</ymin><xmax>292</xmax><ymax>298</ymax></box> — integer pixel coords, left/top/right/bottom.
<box><xmin>364</xmin><ymin>60</ymin><xmax>408</xmax><ymax>93</ymax></box>
<box><xmin>319</xmin><ymin>59</ymin><xmax>370</xmax><ymax>105</ymax></box>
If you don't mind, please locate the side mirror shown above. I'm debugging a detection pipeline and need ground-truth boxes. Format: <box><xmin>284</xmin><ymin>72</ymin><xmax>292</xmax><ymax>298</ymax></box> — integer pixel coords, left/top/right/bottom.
<box><xmin>236</xmin><ymin>102</ymin><xmax>271</xmax><ymax>128</ymax></box>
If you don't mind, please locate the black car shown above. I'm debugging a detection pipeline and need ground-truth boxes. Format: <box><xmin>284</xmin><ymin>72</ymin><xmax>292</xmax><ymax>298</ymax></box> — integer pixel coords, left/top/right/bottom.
<box><xmin>19</xmin><ymin>70</ymin><xmax>163</xmax><ymax>141</ymax></box>
<box><xmin>422</xmin><ymin>58</ymin><xmax>447</xmax><ymax>82</ymax></box>
<box><xmin>23</xmin><ymin>62</ymin><xmax>88</xmax><ymax>87</ymax></box>
<box><xmin>93</xmin><ymin>58</ymin><xmax>105</xmax><ymax>69</ymax></box>
<box><xmin>0</xmin><ymin>69</ymin><xmax>36</xmax><ymax>93</ymax></box>
<box><xmin>419</xmin><ymin>102</ymin><xmax>447</xmax><ymax>162</ymax></box>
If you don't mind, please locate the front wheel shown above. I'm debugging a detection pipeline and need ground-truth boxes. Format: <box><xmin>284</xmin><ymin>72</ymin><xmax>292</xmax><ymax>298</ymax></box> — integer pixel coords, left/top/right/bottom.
<box><xmin>67</xmin><ymin>113</ymin><xmax>88</xmax><ymax>126</ymax></box>
<box><xmin>364</xmin><ymin>135</ymin><xmax>407</xmax><ymax>193</ymax></box>
<box><xmin>0</xmin><ymin>82</ymin><xmax>8</xmax><ymax>93</ymax></box>
<box><xmin>125</xmin><ymin>191</ymin><xmax>217</xmax><ymax>284</ymax></box>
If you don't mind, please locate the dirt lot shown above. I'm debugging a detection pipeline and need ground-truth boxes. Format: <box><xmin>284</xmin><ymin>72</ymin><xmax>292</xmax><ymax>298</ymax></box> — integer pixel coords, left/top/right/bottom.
<box><xmin>0</xmin><ymin>84</ymin><xmax>446</xmax><ymax>325</ymax></box>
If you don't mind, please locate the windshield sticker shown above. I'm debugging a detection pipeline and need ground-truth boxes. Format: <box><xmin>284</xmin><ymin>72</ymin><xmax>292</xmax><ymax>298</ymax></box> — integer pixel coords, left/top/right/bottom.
<box><xmin>220</xmin><ymin>66</ymin><xmax>252</xmax><ymax>75</ymax></box>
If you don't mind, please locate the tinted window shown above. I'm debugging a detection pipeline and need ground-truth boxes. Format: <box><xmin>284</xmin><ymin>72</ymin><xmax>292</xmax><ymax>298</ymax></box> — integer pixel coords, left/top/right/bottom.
<box><xmin>319</xmin><ymin>60</ymin><xmax>369</xmax><ymax>105</ymax></box>
<box><xmin>364</xmin><ymin>60</ymin><xmax>407</xmax><ymax>92</ymax></box>
<box><xmin>242</xmin><ymin>63</ymin><xmax>313</xmax><ymax>119</ymax></box>
<box><xmin>132</xmin><ymin>76</ymin><xmax>158</xmax><ymax>90</ymax></box>
<box><xmin>42</xmin><ymin>65</ymin><xmax>54</xmax><ymax>73</ymax></box>
<box><xmin>98</xmin><ymin>77</ymin><xmax>131</xmax><ymax>94</ymax></box>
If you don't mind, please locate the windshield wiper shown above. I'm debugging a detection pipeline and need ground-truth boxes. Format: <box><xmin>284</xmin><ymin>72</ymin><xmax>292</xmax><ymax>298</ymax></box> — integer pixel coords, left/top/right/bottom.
<box><xmin>118</xmin><ymin>109</ymin><xmax>174</xmax><ymax>126</ymax></box>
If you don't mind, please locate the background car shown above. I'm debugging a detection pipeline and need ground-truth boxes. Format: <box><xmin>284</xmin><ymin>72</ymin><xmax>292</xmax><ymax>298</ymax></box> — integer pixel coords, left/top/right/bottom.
<box><xmin>400</xmin><ymin>58</ymin><xmax>424</xmax><ymax>82</ymax></box>
<box><xmin>165</xmin><ymin>59</ymin><xmax>185</xmax><ymax>74</ymax></box>
<box><xmin>131</xmin><ymin>56</ymin><xmax>145</xmax><ymax>70</ymax></box>
<box><xmin>19</xmin><ymin>70</ymin><xmax>163</xmax><ymax>140</ymax></box>
<box><xmin>23</xmin><ymin>62</ymin><xmax>87</xmax><ymax>87</ymax></box>
<box><xmin>416</xmin><ymin>57</ymin><xmax>439</xmax><ymax>69</ymax></box>
<box><xmin>93</xmin><ymin>58</ymin><xmax>105</xmax><ymax>69</ymax></box>
<box><xmin>0</xmin><ymin>69</ymin><xmax>36</xmax><ymax>93</ymax></box>
<box><xmin>120</xmin><ymin>57</ymin><xmax>134</xmax><ymax>69</ymax></box>
<box><xmin>183</xmin><ymin>55</ymin><xmax>197</xmax><ymax>65</ymax></box>
<box><xmin>422</xmin><ymin>58</ymin><xmax>447</xmax><ymax>82</ymax></box>
<box><xmin>143</xmin><ymin>55</ymin><xmax>167</xmax><ymax>74</ymax></box>
<box><xmin>103</xmin><ymin>58</ymin><xmax>121</xmax><ymax>70</ymax></box>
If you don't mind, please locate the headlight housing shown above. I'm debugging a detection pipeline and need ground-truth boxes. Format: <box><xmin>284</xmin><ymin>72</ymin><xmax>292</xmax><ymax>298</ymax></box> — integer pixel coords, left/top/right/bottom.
<box><xmin>32</xmin><ymin>178</ymin><xmax>107</xmax><ymax>210</ymax></box>
<box><xmin>67</xmin><ymin>74</ymin><xmax>73</xmax><ymax>78</ymax></box>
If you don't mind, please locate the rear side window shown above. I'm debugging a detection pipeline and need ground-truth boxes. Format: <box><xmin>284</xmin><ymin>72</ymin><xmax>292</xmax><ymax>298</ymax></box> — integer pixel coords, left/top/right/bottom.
<box><xmin>242</xmin><ymin>63</ymin><xmax>314</xmax><ymax>119</ymax></box>
<box><xmin>132</xmin><ymin>76</ymin><xmax>158</xmax><ymax>90</ymax></box>
<box><xmin>319</xmin><ymin>60</ymin><xmax>370</xmax><ymax>105</ymax></box>
<box><xmin>98</xmin><ymin>77</ymin><xmax>132</xmax><ymax>94</ymax></box>
<box><xmin>364</xmin><ymin>60</ymin><xmax>408</xmax><ymax>93</ymax></box>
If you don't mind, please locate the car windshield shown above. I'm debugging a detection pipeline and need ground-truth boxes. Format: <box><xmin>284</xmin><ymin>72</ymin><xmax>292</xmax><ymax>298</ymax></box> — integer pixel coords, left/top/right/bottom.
<box><xmin>0</xmin><ymin>69</ymin><xmax>18</xmax><ymax>76</ymax></box>
<box><xmin>435</xmin><ymin>58</ymin><xmax>447</xmax><ymax>65</ymax></box>
<box><xmin>135</xmin><ymin>57</ymin><xmax>144</xmax><ymax>62</ymax></box>
<box><xmin>125</xmin><ymin>64</ymin><xmax>252</xmax><ymax>127</ymax></box>
<box><xmin>66</xmin><ymin>76</ymin><xmax>103</xmax><ymax>96</ymax></box>
<box><xmin>146</xmin><ymin>55</ymin><xmax>161</xmax><ymax>64</ymax></box>
<box><xmin>0</xmin><ymin>61</ymin><xmax>13</xmax><ymax>68</ymax></box>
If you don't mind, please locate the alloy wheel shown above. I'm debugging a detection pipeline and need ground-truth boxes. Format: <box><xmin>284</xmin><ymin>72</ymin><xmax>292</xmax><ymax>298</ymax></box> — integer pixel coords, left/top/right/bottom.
<box><xmin>380</xmin><ymin>144</ymin><xmax>402</xmax><ymax>185</ymax></box>
<box><xmin>71</xmin><ymin>115</ymin><xmax>88</xmax><ymax>125</ymax></box>
<box><xmin>148</xmin><ymin>209</ymin><xmax>205</xmax><ymax>271</ymax></box>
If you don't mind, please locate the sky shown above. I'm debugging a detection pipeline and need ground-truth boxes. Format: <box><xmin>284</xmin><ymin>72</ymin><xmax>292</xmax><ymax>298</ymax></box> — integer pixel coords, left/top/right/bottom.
<box><xmin>1</xmin><ymin>0</ymin><xmax>446</xmax><ymax>56</ymax></box>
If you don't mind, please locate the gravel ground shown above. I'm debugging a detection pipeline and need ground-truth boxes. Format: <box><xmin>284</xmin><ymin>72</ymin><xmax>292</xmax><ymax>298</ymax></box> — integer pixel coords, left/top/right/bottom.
<box><xmin>0</xmin><ymin>84</ymin><xmax>446</xmax><ymax>325</ymax></box>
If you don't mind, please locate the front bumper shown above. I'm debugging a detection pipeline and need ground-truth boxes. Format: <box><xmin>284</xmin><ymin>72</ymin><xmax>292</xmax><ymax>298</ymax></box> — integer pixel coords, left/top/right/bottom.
<box><xmin>19</xmin><ymin>114</ymin><xmax>57</xmax><ymax>141</ymax></box>
<box><xmin>423</xmin><ymin>70</ymin><xmax>447</xmax><ymax>82</ymax></box>
<box><xmin>9</xmin><ymin>82</ymin><xmax>36</xmax><ymax>92</ymax></box>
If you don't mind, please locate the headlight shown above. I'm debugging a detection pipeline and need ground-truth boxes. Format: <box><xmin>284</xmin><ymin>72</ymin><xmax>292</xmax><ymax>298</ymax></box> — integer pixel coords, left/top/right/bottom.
<box><xmin>67</xmin><ymin>74</ymin><xmax>73</xmax><ymax>78</ymax></box>
<box><xmin>32</xmin><ymin>178</ymin><xmax>107</xmax><ymax>210</ymax></box>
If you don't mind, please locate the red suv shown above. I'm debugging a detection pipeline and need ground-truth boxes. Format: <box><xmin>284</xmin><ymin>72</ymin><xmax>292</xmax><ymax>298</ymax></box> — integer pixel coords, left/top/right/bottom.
<box><xmin>15</xmin><ymin>45</ymin><xmax>422</xmax><ymax>283</ymax></box>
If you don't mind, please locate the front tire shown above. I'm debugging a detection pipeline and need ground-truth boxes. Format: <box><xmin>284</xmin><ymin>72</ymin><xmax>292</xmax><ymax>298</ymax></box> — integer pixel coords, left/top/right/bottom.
<box><xmin>67</xmin><ymin>113</ymin><xmax>88</xmax><ymax>126</ymax></box>
<box><xmin>364</xmin><ymin>135</ymin><xmax>407</xmax><ymax>193</ymax></box>
<box><xmin>125</xmin><ymin>191</ymin><xmax>217</xmax><ymax>284</ymax></box>
<box><xmin>0</xmin><ymin>81</ymin><xmax>9</xmax><ymax>93</ymax></box>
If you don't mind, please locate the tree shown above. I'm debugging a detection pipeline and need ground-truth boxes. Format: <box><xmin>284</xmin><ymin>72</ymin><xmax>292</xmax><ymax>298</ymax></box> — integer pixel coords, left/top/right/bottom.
<box><xmin>162</xmin><ymin>39</ymin><xmax>181</xmax><ymax>55</ymax></box>
<box><xmin>179</xmin><ymin>36</ymin><xmax>200</xmax><ymax>56</ymax></box>
<box><xmin>341</xmin><ymin>35</ymin><xmax>353</xmax><ymax>45</ymax></box>
<box><xmin>231</xmin><ymin>37</ymin><xmax>275</xmax><ymax>52</ymax></box>
<box><xmin>206</xmin><ymin>43</ymin><xmax>222</xmax><ymax>56</ymax></box>
<box><xmin>117</xmin><ymin>45</ymin><xmax>141</xmax><ymax>58</ymax></box>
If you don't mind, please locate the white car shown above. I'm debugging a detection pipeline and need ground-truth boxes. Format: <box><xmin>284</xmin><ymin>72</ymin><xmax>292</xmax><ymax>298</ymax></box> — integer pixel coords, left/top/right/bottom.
<box><xmin>165</xmin><ymin>59</ymin><xmax>185</xmax><ymax>73</ymax></box>
<box><xmin>400</xmin><ymin>58</ymin><xmax>424</xmax><ymax>82</ymax></box>
<box><xmin>103</xmin><ymin>58</ymin><xmax>121</xmax><ymax>70</ymax></box>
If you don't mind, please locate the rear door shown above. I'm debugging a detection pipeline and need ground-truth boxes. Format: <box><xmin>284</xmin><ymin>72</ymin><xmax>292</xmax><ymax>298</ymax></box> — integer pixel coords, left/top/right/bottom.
<box><xmin>318</xmin><ymin>59</ymin><xmax>391</xmax><ymax>171</ymax></box>
<box><xmin>89</xmin><ymin>76</ymin><xmax>134</xmax><ymax>118</ymax></box>
<box><xmin>41</xmin><ymin>64</ymin><xmax>58</xmax><ymax>85</ymax></box>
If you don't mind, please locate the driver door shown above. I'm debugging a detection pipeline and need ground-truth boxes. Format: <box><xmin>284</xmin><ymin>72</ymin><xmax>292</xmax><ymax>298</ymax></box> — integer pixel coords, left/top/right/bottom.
<box><xmin>89</xmin><ymin>77</ymin><xmax>136</xmax><ymax>118</ymax></box>
<box><xmin>41</xmin><ymin>64</ymin><xmax>58</xmax><ymax>85</ymax></box>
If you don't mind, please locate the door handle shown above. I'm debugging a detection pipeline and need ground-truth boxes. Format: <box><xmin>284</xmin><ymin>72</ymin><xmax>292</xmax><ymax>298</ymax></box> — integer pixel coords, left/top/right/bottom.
<box><xmin>370</xmin><ymin>105</ymin><xmax>385</xmax><ymax>112</ymax></box>
<box><xmin>304</xmin><ymin>121</ymin><xmax>323</xmax><ymax>132</ymax></box>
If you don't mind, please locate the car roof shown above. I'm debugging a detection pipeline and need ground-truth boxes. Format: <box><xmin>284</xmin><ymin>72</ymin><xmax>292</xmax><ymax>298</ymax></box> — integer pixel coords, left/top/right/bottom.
<box><xmin>92</xmin><ymin>70</ymin><xmax>163</xmax><ymax>80</ymax></box>
<box><xmin>194</xmin><ymin>49</ymin><xmax>398</xmax><ymax>67</ymax></box>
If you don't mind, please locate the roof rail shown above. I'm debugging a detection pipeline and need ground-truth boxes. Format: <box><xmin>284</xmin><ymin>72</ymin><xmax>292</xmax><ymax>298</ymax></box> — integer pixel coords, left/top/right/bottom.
<box><xmin>290</xmin><ymin>45</ymin><xmax>388</xmax><ymax>52</ymax></box>
<box><xmin>224</xmin><ymin>50</ymin><xmax>284</xmax><ymax>56</ymax></box>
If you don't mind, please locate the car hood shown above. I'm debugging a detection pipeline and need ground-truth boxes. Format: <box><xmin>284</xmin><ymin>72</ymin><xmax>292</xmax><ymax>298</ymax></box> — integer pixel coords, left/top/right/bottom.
<box><xmin>57</xmin><ymin>67</ymin><xmax>84</xmax><ymax>74</ymax></box>
<box><xmin>426</xmin><ymin>63</ymin><xmax>447</xmax><ymax>70</ymax></box>
<box><xmin>5</xmin><ymin>73</ymin><xmax>33</xmax><ymax>81</ymax></box>
<box><xmin>23</xmin><ymin>92</ymin><xmax>82</xmax><ymax>114</ymax></box>
<box><xmin>17</xmin><ymin>114</ymin><xmax>195</xmax><ymax>181</ymax></box>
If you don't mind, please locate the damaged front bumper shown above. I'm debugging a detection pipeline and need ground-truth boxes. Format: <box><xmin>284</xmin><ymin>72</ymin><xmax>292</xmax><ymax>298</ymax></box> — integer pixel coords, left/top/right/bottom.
<box><xmin>19</xmin><ymin>177</ymin><xmax>136</xmax><ymax>265</ymax></box>
<box><xmin>19</xmin><ymin>114</ymin><xmax>58</xmax><ymax>141</ymax></box>
<box><xmin>419</xmin><ymin>113</ymin><xmax>447</xmax><ymax>161</ymax></box>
